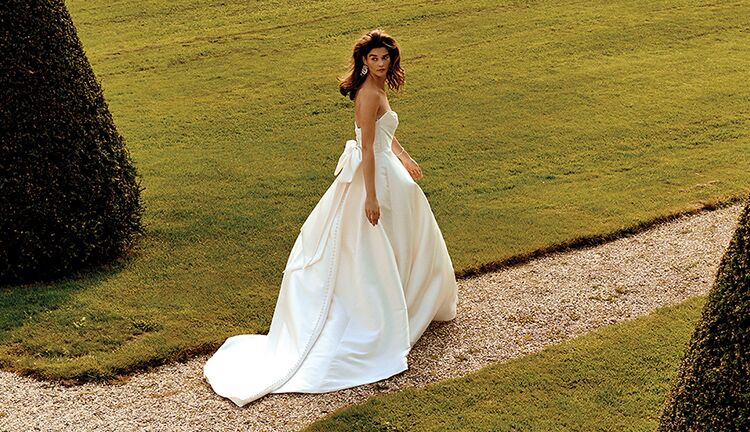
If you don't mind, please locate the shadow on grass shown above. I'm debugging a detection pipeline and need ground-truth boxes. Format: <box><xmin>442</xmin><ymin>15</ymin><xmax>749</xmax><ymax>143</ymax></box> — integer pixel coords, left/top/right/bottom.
<box><xmin>0</xmin><ymin>235</ymin><xmax>164</xmax><ymax>385</ymax></box>
<box><xmin>0</xmin><ymin>246</ymin><xmax>137</xmax><ymax>337</ymax></box>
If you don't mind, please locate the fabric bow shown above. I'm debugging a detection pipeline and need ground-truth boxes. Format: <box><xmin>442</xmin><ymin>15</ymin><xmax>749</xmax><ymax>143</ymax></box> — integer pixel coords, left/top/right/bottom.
<box><xmin>334</xmin><ymin>139</ymin><xmax>362</xmax><ymax>183</ymax></box>
<box><xmin>283</xmin><ymin>138</ymin><xmax>361</xmax><ymax>274</ymax></box>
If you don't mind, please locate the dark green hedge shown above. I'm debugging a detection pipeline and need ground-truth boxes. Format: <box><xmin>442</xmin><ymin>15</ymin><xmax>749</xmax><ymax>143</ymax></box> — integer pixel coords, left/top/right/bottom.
<box><xmin>0</xmin><ymin>0</ymin><xmax>144</xmax><ymax>285</ymax></box>
<box><xmin>658</xmin><ymin>193</ymin><xmax>750</xmax><ymax>431</ymax></box>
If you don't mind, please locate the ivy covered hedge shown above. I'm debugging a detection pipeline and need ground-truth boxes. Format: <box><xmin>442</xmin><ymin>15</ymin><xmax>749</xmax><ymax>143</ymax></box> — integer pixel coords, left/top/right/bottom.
<box><xmin>0</xmin><ymin>0</ymin><xmax>144</xmax><ymax>285</ymax></box>
<box><xmin>658</xmin><ymin>193</ymin><xmax>749</xmax><ymax>431</ymax></box>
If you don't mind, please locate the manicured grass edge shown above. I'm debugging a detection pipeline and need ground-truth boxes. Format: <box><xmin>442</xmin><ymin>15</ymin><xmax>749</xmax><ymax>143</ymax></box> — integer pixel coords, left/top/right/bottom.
<box><xmin>3</xmin><ymin>194</ymin><xmax>744</xmax><ymax>386</ymax></box>
<box><xmin>303</xmin><ymin>296</ymin><xmax>708</xmax><ymax>432</ymax></box>
<box><xmin>456</xmin><ymin>193</ymin><xmax>746</xmax><ymax>279</ymax></box>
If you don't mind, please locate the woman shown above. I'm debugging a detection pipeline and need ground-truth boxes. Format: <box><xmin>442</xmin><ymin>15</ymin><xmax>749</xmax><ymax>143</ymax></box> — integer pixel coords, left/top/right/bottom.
<box><xmin>203</xmin><ymin>29</ymin><xmax>458</xmax><ymax>407</ymax></box>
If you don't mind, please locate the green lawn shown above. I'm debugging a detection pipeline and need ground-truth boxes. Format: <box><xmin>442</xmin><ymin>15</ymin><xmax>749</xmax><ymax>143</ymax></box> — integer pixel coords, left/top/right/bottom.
<box><xmin>1</xmin><ymin>0</ymin><xmax>748</xmax><ymax>382</ymax></box>
<box><xmin>304</xmin><ymin>295</ymin><xmax>707</xmax><ymax>432</ymax></box>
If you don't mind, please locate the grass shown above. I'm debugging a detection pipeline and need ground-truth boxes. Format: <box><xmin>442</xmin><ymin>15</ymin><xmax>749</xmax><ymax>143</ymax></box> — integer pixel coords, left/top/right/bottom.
<box><xmin>304</xmin><ymin>295</ymin><xmax>707</xmax><ymax>432</ymax></box>
<box><xmin>1</xmin><ymin>0</ymin><xmax>748</xmax><ymax>382</ymax></box>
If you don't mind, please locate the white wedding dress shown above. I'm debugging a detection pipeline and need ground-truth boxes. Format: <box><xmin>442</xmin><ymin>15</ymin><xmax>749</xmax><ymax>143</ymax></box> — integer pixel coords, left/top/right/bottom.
<box><xmin>203</xmin><ymin>110</ymin><xmax>458</xmax><ymax>406</ymax></box>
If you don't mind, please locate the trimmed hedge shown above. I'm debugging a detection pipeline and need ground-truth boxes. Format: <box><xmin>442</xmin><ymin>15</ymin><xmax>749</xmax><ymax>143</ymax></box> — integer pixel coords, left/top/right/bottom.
<box><xmin>658</xmin><ymin>193</ymin><xmax>750</xmax><ymax>431</ymax></box>
<box><xmin>0</xmin><ymin>0</ymin><xmax>144</xmax><ymax>285</ymax></box>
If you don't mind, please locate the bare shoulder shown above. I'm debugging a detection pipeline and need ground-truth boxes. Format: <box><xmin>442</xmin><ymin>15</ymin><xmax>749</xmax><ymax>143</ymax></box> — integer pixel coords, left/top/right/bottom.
<box><xmin>355</xmin><ymin>86</ymin><xmax>381</xmax><ymax>113</ymax></box>
<box><xmin>355</xmin><ymin>86</ymin><xmax>382</xmax><ymax>125</ymax></box>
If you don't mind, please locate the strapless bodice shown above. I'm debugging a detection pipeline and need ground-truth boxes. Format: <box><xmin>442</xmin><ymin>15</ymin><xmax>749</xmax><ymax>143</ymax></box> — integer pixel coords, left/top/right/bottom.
<box><xmin>334</xmin><ymin>110</ymin><xmax>399</xmax><ymax>185</ymax></box>
<box><xmin>354</xmin><ymin>110</ymin><xmax>399</xmax><ymax>153</ymax></box>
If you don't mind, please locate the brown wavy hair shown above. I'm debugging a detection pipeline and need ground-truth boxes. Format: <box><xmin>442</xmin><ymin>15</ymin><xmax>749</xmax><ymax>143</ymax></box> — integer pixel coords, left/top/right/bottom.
<box><xmin>338</xmin><ymin>29</ymin><xmax>405</xmax><ymax>100</ymax></box>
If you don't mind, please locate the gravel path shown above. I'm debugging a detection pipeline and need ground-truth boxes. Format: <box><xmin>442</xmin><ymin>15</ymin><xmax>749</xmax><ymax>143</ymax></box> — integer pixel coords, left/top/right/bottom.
<box><xmin>0</xmin><ymin>203</ymin><xmax>743</xmax><ymax>432</ymax></box>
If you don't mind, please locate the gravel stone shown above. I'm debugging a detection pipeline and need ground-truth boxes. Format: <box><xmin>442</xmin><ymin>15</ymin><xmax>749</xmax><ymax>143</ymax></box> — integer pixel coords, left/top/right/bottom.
<box><xmin>0</xmin><ymin>203</ymin><xmax>742</xmax><ymax>432</ymax></box>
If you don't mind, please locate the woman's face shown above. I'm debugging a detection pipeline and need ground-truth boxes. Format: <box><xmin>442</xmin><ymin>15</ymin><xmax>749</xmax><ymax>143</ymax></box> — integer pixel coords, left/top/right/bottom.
<box><xmin>363</xmin><ymin>47</ymin><xmax>391</xmax><ymax>78</ymax></box>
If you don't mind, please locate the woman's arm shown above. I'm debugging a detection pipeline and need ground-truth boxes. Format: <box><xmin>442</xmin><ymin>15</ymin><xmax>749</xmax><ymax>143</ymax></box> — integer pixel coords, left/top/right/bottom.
<box><xmin>391</xmin><ymin>135</ymin><xmax>411</xmax><ymax>162</ymax></box>
<box><xmin>358</xmin><ymin>95</ymin><xmax>379</xmax><ymax>200</ymax></box>
<box><xmin>356</xmin><ymin>91</ymin><xmax>381</xmax><ymax>225</ymax></box>
<box><xmin>391</xmin><ymin>135</ymin><xmax>423</xmax><ymax>180</ymax></box>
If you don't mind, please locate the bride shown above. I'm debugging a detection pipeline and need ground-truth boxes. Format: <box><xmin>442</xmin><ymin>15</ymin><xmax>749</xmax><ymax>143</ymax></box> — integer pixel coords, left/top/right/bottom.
<box><xmin>203</xmin><ymin>29</ymin><xmax>458</xmax><ymax>407</ymax></box>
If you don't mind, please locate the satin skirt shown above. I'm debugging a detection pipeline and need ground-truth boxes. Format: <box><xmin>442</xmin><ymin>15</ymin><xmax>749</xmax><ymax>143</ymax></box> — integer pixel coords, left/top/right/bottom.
<box><xmin>203</xmin><ymin>144</ymin><xmax>458</xmax><ymax>407</ymax></box>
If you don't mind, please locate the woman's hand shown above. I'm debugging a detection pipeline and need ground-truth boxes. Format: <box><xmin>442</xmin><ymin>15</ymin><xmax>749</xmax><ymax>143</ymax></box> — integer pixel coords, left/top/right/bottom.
<box><xmin>365</xmin><ymin>195</ymin><xmax>380</xmax><ymax>226</ymax></box>
<box><xmin>400</xmin><ymin>156</ymin><xmax>423</xmax><ymax>181</ymax></box>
